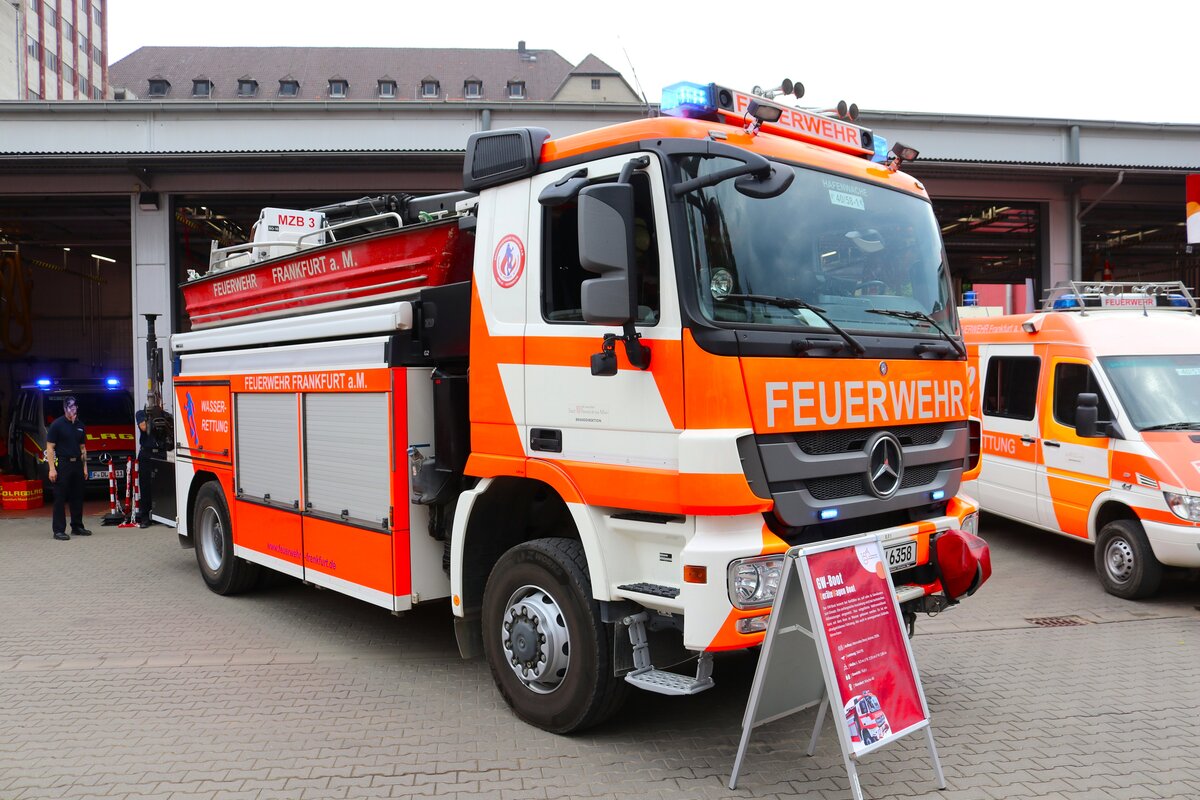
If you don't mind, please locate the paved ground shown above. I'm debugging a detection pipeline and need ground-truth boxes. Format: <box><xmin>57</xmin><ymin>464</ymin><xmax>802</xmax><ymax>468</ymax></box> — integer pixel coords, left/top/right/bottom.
<box><xmin>1</xmin><ymin>499</ymin><xmax>1198</xmax><ymax>800</ymax></box>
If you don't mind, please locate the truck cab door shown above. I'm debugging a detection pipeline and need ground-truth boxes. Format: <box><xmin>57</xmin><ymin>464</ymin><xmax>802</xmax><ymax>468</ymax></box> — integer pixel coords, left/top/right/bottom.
<box><xmin>977</xmin><ymin>347</ymin><xmax>1044</xmax><ymax>525</ymax></box>
<box><xmin>1037</xmin><ymin>357</ymin><xmax>1113</xmax><ymax>535</ymax></box>
<box><xmin>522</xmin><ymin>153</ymin><xmax>683</xmax><ymax>509</ymax></box>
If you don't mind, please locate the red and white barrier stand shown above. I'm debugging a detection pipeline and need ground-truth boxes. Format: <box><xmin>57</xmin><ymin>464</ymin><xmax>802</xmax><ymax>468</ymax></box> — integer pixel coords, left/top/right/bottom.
<box><xmin>100</xmin><ymin>459</ymin><xmax>125</xmax><ymax>525</ymax></box>
<box><xmin>118</xmin><ymin>457</ymin><xmax>140</xmax><ymax>528</ymax></box>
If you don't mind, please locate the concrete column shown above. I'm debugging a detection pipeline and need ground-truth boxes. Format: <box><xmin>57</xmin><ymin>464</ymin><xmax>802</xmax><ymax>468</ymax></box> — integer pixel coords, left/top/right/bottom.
<box><xmin>1044</xmin><ymin>198</ymin><xmax>1074</xmax><ymax>289</ymax></box>
<box><xmin>129</xmin><ymin>194</ymin><xmax>173</xmax><ymax>412</ymax></box>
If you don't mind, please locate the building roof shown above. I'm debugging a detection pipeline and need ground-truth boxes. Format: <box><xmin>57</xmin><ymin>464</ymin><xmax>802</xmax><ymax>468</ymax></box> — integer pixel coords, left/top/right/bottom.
<box><xmin>108</xmin><ymin>44</ymin><xmax>627</xmax><ymax>102</ymax></box>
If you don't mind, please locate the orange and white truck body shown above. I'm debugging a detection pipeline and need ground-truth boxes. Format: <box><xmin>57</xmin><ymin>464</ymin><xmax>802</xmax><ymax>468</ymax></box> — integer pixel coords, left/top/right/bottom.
<box><xmin>962</xmin><ymin>282</ymin><xmax>1200</xmax><ymax>597</ymax></box>
<box><xmin>165</xmin><ymin>82</ymin><xmax>988</xmax><ymax>732</ymax></box>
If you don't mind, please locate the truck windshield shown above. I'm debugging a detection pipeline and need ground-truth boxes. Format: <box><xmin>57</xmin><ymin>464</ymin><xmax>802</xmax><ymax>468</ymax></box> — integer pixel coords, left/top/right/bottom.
<box><xmin>679</xmin><ymin>156</ymin><xmax>957</xmax><ymax>336</ymax></box>
<box><xmin>1099</xmin><ymin>355</ymin><xmax>1200</xmax><ymax>430</ymax></box>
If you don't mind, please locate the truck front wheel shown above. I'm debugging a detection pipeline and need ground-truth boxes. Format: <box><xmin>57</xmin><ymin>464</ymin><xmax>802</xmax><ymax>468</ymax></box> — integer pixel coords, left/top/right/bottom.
<box><xmin>193</xmin><ymin>482</ymin><xmax>259</xmax><ymax>595</ymax></box>
<box><xmin>1095</xmin><ymin>519</ymin><xmax>1163</xmax><ymax>599</ymax></box>
<box><xmin>481</xmin><ymin>538</ymin><xmax>627</xmax><ymax>733</ymax></box>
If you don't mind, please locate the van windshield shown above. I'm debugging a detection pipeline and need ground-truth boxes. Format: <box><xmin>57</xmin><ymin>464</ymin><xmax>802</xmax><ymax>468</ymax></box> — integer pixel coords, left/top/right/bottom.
<box><xmin>679</xmin><ymin>156</ymin><xmax>957</xmax><ymax>335</ymax></box>
<box><xmin>1099</xmin><ymin>355</ymin><xmax>1200</xmax><ymax>430</ymax></box>
<box><xmin>45</xmin><ymin>391</ymin><xmax>133</xmax><ymax>426</ymax></box>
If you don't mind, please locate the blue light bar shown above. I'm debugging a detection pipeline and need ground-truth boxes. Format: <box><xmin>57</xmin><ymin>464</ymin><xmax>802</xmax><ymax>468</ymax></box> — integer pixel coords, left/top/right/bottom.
<box><xmin>931</xmin><ymin>490</ymin><xmax>946</xmax><ymax>501</ymax></box>
<box><xmin>819</xmin><ymin>508</ymin><xmax>840</xmax><ymax>521</ymax></box>
<box><xmin>106</xmin><ymin>377</ymin><xmax>120</xmax><ymax>387</ymax></box>
<box><xmin>1053</xmin><ymin>294</ymin><xmax>1082</xmax><ymax>309</ymax></box>
<box><xmin>660</xmin><ymin>81</ymin><xmax>716</xmax><ymax>118</ymax></box>
<box><xmin>36</xmin><ymin>378</ymin><xmax>51</xmax><ymax>387</ymax></box>
<box><xmin>871</xmin><ymin>134</ymin><xmax>890</xmax><ymax>164</ymax></box>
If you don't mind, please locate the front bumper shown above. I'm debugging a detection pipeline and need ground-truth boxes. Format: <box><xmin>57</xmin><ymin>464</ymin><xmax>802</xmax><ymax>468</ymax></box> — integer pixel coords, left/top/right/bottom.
<box><xmin>1143</xmin><ymin>519</ymin><xmax>1200</xmax><ymax>567</ymax></box>
<box><xmin>679</xmin><ymin>497</ymin><xmax>979</xmax><ymax>652</ymax></box>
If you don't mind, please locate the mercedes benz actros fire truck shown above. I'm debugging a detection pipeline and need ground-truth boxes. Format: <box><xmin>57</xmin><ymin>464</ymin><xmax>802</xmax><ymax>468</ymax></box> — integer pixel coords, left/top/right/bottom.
<box><xmin>154</xmin><ymin>81</ymin><xmax>991</xmax><ymax>733</ymax></box>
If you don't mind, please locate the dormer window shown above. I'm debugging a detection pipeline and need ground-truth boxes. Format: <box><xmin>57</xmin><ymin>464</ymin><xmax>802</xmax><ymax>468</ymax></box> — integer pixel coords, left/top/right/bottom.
<box><xmin>328</xmin><ymin>79</ymin><xmax>348</xmax><ymax>98</ymax></box>
<box><xmin>421</xmin><ymin>78</ymin><xmax>440</xmax><ymax>99</ymax></box>
<box><xmin>279</xmin><ymin>79</ymin><xmax>299</xmax><ymax>97</ymax></box>
<box><xmin>236</xmin><ymin>79</ymin><xmax>258</xmax><ymax>98</ymax></box>
<box><xmin>464</xmin><ymin>79</ymin><xmax>483</xmax><ymax>99</ymax></box>
<box><xmin>147</xmin><ymin>78</ymin><xmax>169</xmax><ymax>97</ymax></box>
<box><xmin>378</xmin><ymin>80</ymin><xmax>396</xmax><ymax>99</ymax></box>
<box><xmin>507</xmin><ymin>80</ymin><xmax>526</xmax><ymax>99</ymax></box>
<box><xmin>192</xmin><ymin>79</ymin><xmax>213</xmax><ymax>98</ymax></box>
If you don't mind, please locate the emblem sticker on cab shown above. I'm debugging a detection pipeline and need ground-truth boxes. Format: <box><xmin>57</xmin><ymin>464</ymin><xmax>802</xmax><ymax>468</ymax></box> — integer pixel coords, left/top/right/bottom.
<box><xmin>492</xmin><ymin>234</ymin><xmax>526</xmax><ymax>289</ymax></box>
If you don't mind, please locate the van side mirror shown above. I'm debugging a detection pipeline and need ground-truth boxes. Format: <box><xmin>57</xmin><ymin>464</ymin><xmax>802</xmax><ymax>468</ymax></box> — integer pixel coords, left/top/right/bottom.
<box><xmin>578</xmin><ymin>183</ymin><xmax>637</xmax><ymax>326</ymax></box>
<box><xmin>1075</xmin><ymin>393</ymin><xmax>1100</xmax><ymax>438</ymax></box>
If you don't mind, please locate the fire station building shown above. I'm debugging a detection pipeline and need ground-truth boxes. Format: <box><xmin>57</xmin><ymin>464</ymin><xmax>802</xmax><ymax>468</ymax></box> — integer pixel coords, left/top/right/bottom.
<box><xmin>1</xmin><ymin>44</ymin><xmax>1198</xmax><ymax>415</ymax></box>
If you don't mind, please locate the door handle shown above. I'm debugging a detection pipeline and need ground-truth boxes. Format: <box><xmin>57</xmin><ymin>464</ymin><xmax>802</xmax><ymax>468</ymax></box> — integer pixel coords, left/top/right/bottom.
<box><xmin>1043</xmin><ymin>440</ymin><xmax>1061</xmax><ymax>448</ymax></box>
<box><xmin>1020</xmin><ymin>436</ymin><xmax>1036</xmax><ymax>445</ymax></box>
<box><xmin>530</xmin><ymin>428</ymin><xmax>562</xmax><ymax>453</ymax></box>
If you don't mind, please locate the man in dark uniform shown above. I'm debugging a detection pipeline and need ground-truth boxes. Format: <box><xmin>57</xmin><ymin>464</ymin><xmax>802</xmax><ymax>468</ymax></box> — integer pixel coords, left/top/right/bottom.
<box><xmin>135</xmin><ymin>409</ymin><xmax>153</xmax><ymax>528</ymax></box>
<box><xmin>46</xmin><ymin>395</ymin><xmax>92</xmax><ymax>541</ymax></box>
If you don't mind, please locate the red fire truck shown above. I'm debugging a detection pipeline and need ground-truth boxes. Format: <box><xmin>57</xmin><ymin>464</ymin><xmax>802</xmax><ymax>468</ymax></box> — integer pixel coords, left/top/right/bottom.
<box><xmin>153</xmin><ymin>81</ymin><xmax>991</xmax><ymax>733</ymax></box>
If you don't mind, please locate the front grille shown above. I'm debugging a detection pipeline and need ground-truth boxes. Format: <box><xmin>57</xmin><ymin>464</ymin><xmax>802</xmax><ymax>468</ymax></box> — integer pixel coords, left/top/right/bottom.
<box><xmin>808</xmin><ymin>474</ymin><xmax>866</xmax><ymax>500</ymax></box>
<box><xmin>794</xmin><ymin>423</ymin><xmax>946</xmax><ymax>455</ymax></box>
<box><xmin>900</xmin><ymin>464</ymin><xmax>941</xmax><ymax>489</ymax></box>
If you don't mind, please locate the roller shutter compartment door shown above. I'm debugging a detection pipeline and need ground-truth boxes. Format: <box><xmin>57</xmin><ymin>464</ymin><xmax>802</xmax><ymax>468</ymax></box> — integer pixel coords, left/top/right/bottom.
<box><xmin>304</xmin><ymin>393</ymin><xmax>391</xmax><ymax>528</ymax></box>
<box><xmin>235</xmin><ymin>393</ymin><xmax>300</xmax><ymax>507</ymax></box>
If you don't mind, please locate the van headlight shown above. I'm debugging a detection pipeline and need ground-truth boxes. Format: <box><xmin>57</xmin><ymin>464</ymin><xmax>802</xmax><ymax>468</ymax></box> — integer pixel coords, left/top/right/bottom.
<box><xmin>728</xmin><ymin>556</ymin><xmax>785</xmax><ymax>609</ymax></box>
<box><xmin>1164</xmin><ymin>491</ymin><xmax>1200</xmax><ymax>522</ymax></box>
<box><xmin>959</xmin><ymin>511</ymin><xmax>979</xmax><ymax>537</ymax></box>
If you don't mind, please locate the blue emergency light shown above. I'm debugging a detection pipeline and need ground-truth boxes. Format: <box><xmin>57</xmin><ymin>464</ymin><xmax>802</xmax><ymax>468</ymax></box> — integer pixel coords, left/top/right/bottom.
<box><xmin>819</xmin><ymin>508</ymin><xmax>840</xmax><ymax>521</ymax></box>
<box><xmin>660</xmin><ymin>81</ymin><xmax>717</xmax><ymax>118</ymax></box>
<box><xmin>106</xmin><ymin>377</ymin><xmax>120</xmax><ymax>387</ymax></box>
<box><xmin>871</xmin><ymin>134</ymin><xmax>890</xmax><ymax>164</ymax></box>
<box><xmin>930</xmin><ymin>490</ymin><xmax>946</xmax><ymax>502</ymax></box>
<box><xmin>36</xmin><ymin>378</ymin><xmax>51</xmax><ymax>387</ymax></box>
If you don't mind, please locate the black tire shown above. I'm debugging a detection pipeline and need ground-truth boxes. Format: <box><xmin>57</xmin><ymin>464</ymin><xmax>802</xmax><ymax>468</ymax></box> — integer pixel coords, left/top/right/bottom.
<box><xmin>193</xmin><ymin>481</ymin><xmax>259</xmax><ymax>595</ymax></box>
<box><xmin>1095</xmin><ymin>519</ymin><xmax>1163</xmax><ymax>599</ymax></box>
<box><xmin>481</xmin><ymin>538</ymin><xmax>628</xmax><ymax>734</ymax></box>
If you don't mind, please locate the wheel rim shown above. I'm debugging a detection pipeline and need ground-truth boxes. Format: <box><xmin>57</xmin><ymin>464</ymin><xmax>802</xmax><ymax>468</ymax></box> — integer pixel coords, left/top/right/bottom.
<box><xmin>199</xmin><ymin>506</ymin><xmax>225</xmax><ymax>572</ymax></box>
<box><xmin>1104</xmin><ymin>536</ymin><xmax>1136</xmax><ymax>585</ymax></box>
<box><xmin>499</xmin><ymin>584</ymin><xmax>571</xmax><ymax>694</ymax></box>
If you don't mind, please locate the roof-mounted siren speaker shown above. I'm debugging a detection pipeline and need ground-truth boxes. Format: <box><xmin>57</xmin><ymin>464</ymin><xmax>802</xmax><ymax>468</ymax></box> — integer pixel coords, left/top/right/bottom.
<box><xmin>827</xmin><ymin>100</ymin><xmax>860</xmax><ymax>121</ymax></box>
<box><xmin>755</xmin><ymin>78</ymin><xmax>805</xmax><ymax>101</ymax></box>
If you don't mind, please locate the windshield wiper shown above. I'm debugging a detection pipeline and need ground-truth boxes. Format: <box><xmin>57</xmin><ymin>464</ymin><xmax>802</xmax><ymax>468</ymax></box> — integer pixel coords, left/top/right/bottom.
<box><xmin>1141</xmin><ymin>422</ymin><xmax>1200</xmax><ymax>431</ymax></box>
<box><xmin>866</xmin><ymin>309</ymin><xmax>966</xmax><ymax>357</ymax></box>
<box><xmin>721</xmin><ymin>293</ymin><xmax>865</xmax><ymax>355</ymax></box>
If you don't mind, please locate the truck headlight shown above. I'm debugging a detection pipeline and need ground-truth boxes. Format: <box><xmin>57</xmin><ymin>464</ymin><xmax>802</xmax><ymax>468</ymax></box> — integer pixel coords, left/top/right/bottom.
<box><xmin>959</xmin><ymin>511</ymin><xmax>979</xmax><ymax>537</ymax></box>
<box><xmin>728</xmin><ymin>556</ymin><xmax>785</xmax><ymax>609</ymax></box>
<box><xmin>1164</xmin><ymin>491</ymin><xmax>1200</xmax><ymax>522</ymax></box>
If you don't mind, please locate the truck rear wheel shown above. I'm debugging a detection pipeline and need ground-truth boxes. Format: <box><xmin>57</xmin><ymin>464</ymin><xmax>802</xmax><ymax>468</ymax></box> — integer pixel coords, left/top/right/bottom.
<box><xmin>1095</xmin><ymin>519</ymin><xmax>1162</xmax><ymax>599</ymax></box>
<box><xmin>481</xmin><ymin>538</ymin><xmax>627</xmax><ymax>734</ymax></box>
<box><xmin>193</xmin><ymin>482</ymin><xmax>259</xmax><ymax>595</ymax></box>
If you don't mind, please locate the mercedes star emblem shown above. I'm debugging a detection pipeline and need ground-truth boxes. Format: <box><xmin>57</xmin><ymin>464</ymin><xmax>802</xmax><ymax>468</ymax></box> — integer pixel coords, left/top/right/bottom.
<box><xmin>865</xmin><ymin>432</ymin><xmax>903</xmax><ymax>499</ymax></box>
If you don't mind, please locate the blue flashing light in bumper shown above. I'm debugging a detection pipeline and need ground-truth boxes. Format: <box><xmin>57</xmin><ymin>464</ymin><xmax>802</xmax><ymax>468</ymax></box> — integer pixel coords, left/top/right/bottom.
<box><xmin>106</xmin><ymin>377</ymin><xmax>120</xmax><ymax>387</ymax></box>
<box><xmin>36</xmin><ymin>378</ymin><xmax>51</xmax><ymax>387</ymax></box>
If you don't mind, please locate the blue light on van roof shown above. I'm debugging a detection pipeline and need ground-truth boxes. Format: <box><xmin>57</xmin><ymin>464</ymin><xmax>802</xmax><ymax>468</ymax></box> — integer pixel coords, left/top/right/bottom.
<box><xmin>106</xmin><ymin>377</ymin><xmax>120</xmax><ymax>387</ymax></box>
<box><xmin>1168</xmin><ymin>293</ymin><xmax>1189</xmax><ymax>307</ymax></box>
<box><xmin>36</xmin><ymin>378</ymin><xmax>51</xmax><ymax>387</ymax></box>
<box><xmin>1053</xmin><ymin>294</ymin><xmax>1082</xmax><ymax>309</ymax></box>
<box><xmin>871</xmin><ymin>134</ymin><xmax>889</xmax><ymax>164</ymax></box>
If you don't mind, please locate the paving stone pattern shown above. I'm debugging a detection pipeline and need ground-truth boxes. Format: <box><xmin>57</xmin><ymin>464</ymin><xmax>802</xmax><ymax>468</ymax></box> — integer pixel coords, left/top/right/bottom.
<box><xmin>1</xmin><ymin>502</ymin><xmax>1198</xmax><ymax>799</ymax></box>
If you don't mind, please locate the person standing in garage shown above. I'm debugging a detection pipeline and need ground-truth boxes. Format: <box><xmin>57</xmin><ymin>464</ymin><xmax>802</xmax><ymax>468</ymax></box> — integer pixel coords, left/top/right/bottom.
<box><xmin>134</xmin><ymin>409</ymin><xmax>154</xmax><ymax>528</ymax></box>
<box><xmin>46</xmin><ymin>395</ymin><xmax>91</xmax><ymax>541</ymax></box>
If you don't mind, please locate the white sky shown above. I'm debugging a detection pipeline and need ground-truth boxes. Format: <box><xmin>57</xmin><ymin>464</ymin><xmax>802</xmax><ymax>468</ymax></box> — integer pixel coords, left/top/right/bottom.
<box><xmin>108</xmin><ymin>0</ymin><xmax>1200</xmax><ymax>124</ymax></box>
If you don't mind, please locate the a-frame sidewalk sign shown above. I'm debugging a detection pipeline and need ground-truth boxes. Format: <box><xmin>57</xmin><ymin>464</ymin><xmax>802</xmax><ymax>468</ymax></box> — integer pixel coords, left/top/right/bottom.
<box><xmin>729</xmin><ymin>533</ymin><xmax>945</xmax><ymax>800</ymax></box>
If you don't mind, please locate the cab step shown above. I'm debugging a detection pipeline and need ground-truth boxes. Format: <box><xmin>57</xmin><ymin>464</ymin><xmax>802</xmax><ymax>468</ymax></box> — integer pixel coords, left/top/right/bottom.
<box><xmin>622</xmin><ymin>611</ymin><xmax>714</xmax><ymax>696</ymax></box>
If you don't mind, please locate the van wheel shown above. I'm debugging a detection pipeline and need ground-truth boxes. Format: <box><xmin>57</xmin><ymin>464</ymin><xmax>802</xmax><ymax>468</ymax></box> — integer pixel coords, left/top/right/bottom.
<box><xmin>1095</xmin><ymin>520</ymin><xmax>1162</xmax><ymax>599</ymax></box>
<box><xmin>481</xmin><ymin>538</ymin><xmax>628</xmax><ymax>734</ymax></box>
<box><xmin>193</xmin><ymin>482</ymin><xmax>259</xmax><ymax>595</ymax></box>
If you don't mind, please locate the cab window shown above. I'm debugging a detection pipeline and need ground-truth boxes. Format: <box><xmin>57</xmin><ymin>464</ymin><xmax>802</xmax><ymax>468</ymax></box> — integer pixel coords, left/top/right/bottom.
<box><xmin>982</xmin><ymin>356</ymin><xmax>1040</xmax><ymax>420</ymax></box>
<box><xmin>542</xmin><ymin>172</ymin><xmax>660</xmax><ymax>324</ymax></box>
<box><xmin>1052</xmin><ymin>363</ymin><xmax>1112</xmax><ymax>427</ymax></box>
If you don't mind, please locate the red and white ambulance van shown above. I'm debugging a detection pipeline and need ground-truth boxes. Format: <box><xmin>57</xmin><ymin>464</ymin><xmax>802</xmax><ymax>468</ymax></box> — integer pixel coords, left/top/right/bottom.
<box><xmin>963</xmin><ymin>281</ymin><xmax>1200</xmax><ymax>597</ymax></box>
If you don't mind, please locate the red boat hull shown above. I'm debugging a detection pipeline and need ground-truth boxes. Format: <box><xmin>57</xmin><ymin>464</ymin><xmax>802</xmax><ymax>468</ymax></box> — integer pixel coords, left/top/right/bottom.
<box><xmin>183</xmin><ymin>219</ymin><xmax>472</xmax><ymax>328</ymax></box>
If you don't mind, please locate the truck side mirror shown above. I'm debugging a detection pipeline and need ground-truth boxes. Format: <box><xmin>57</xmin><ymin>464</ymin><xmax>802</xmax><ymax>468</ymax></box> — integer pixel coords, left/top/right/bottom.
<box><xmin>1075</xmin><ymin>393</ymin><xmax>1101</xmax><ymax>438</ymax></box>
<box><xmin>578</xmin><ymin>183</ymin><xmax>637</xmax><ymax>326</ymax></box>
